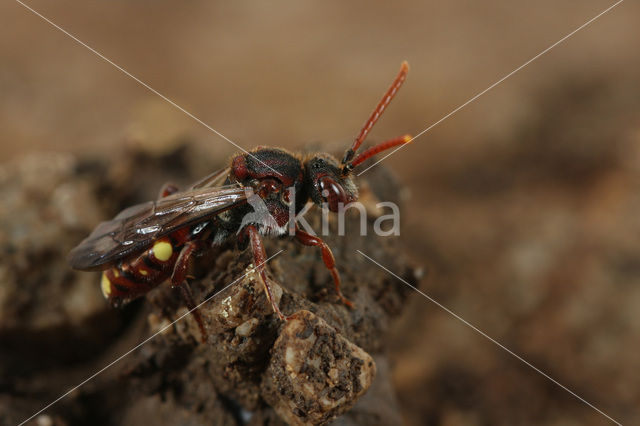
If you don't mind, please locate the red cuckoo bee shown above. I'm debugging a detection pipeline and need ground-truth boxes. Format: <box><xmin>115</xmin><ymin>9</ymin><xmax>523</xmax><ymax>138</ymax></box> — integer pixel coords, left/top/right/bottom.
<box><xmin>68</xmin><ymin>62</ymin><xmax>412</xmax><ymax>340</ymax></box>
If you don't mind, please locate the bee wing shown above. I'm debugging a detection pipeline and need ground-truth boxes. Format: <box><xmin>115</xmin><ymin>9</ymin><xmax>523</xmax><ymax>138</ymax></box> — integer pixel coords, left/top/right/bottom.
<box><xmin>68</xmin><ymin>184</ymin><xmax>247</xmax><ymax>271</ymax></box>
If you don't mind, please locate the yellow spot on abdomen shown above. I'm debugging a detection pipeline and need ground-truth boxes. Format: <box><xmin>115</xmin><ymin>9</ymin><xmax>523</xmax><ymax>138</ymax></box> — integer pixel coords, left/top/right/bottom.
<box><xmin>139</xmin><ymin>268</ymin><xmax>148</xmax><ymax>276</ymax></box>
<box><xmin>152</xmin><ymin>240</ymin><xmax>173</xmax><ymax>262</ymax></box>
<box><xmin>101</xmin><ymin>272</ymin><xmax>112</xmax><ymax>298</ymax></box>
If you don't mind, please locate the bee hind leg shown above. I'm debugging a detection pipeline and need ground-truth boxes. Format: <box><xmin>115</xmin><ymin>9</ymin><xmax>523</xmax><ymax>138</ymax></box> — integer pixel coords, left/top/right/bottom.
<box><xmin>246</xmin><ymin>225</ymin><xmax>287</xmax><ymax>321</ymax></box>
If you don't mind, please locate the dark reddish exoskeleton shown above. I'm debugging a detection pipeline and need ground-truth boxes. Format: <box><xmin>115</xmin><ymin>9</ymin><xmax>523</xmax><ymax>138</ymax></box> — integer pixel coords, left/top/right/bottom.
<box><xmin>68</xmin><ymin>61</ymin><xmax>412</xmax><ymax>341</ymax></box>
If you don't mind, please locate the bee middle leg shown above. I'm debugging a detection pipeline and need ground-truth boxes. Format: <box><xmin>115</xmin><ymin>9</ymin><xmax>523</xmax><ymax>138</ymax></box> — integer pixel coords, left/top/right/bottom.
<box><xmin>171</xmin><ymin>240</ymin><xmax>208</xmax><ymax>342</ymax></box>
<box><xmin>246</xmin><ymin>225</ymin><xmax>286</xmax><ymax>321</ymax></box>
<box><xmin>294</xmin><ymin>227</ymin><xmax>354</xmax><ymax>308</ymax></box>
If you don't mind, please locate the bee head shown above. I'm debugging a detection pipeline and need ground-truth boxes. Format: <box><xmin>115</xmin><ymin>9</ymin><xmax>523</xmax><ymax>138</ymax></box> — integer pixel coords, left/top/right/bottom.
<box><xmin>304</xmin><ymin>154</ymin><xmax>358</xmax><ymax>212</ymax></box>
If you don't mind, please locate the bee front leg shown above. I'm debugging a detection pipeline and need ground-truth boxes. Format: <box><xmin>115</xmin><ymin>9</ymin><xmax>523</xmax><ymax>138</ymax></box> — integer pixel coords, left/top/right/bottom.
<box><xmin>246</xmin><ymin>225</ymin><xmax>287</xmax><ymax>321</ymax></box>
<box><xmin>171</xmin><ymin>240</ymin><xmax>208</xmax><ymax>342</ymax></box>
<box><xmin>294</xmin><ymin>227</ymin><xmax>354</xmax><ymax>308</ymax></box>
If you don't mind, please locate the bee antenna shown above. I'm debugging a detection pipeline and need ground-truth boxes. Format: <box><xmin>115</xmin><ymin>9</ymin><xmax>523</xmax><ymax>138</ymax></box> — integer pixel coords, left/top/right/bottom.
<box><xmin>341</xmin><ymin>61</ymin><xmax>409</xmax><ymax>175</ymax></box>
<box><xmin>350</xmin><ymin>135</ymin><xmax>412</xmax><ymax>168</ymax></box>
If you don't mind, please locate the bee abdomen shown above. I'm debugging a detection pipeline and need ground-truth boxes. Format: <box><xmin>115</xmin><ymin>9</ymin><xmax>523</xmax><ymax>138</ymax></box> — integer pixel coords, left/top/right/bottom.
<box><xmin>100</xmin><ymin>237</ymin><xmax>180</xmax><ymax>304</ymax></box>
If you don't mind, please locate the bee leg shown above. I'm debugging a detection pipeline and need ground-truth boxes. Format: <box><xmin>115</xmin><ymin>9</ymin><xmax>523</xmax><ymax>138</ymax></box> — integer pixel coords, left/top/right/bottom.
<box><xmin>159</xmin><ymin>182</ymin><xmax>180</xmax><ymax>198</ymax></box>
<box><xmin>246</xmin><ymin>225</ymin><xmax>286</xmax><ymax>321</ymax></box>
<box><xmin>294</xmin><ymin>227</ymin><xmax>354</xmax><ymax>309</ymax></box>
<box><xmin>171</xmin><ymin>240</ymin><xmax>208</xmax><ymax>342</ymax></box>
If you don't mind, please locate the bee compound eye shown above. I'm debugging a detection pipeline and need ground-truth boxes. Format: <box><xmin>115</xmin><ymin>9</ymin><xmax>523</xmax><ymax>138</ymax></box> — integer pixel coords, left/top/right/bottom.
<box><xmin>319</xmin><ymin>177</ymin><xmax>347</xmax><ymax>211</ymax></box>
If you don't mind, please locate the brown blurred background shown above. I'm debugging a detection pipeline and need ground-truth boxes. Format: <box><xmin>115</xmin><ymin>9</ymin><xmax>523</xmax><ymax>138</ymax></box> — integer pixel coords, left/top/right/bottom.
<box><xmin>2</xmin><ymin>1</ymin><xmax>639</xmax><ymax>424</ymax></box>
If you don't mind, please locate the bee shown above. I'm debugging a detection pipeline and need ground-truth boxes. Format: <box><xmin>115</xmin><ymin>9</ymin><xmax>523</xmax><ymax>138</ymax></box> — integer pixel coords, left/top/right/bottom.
<box><xmin>68</xmin><ymin>62</ymin><xmax>411</xmax><ymax>340</ymax></box>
